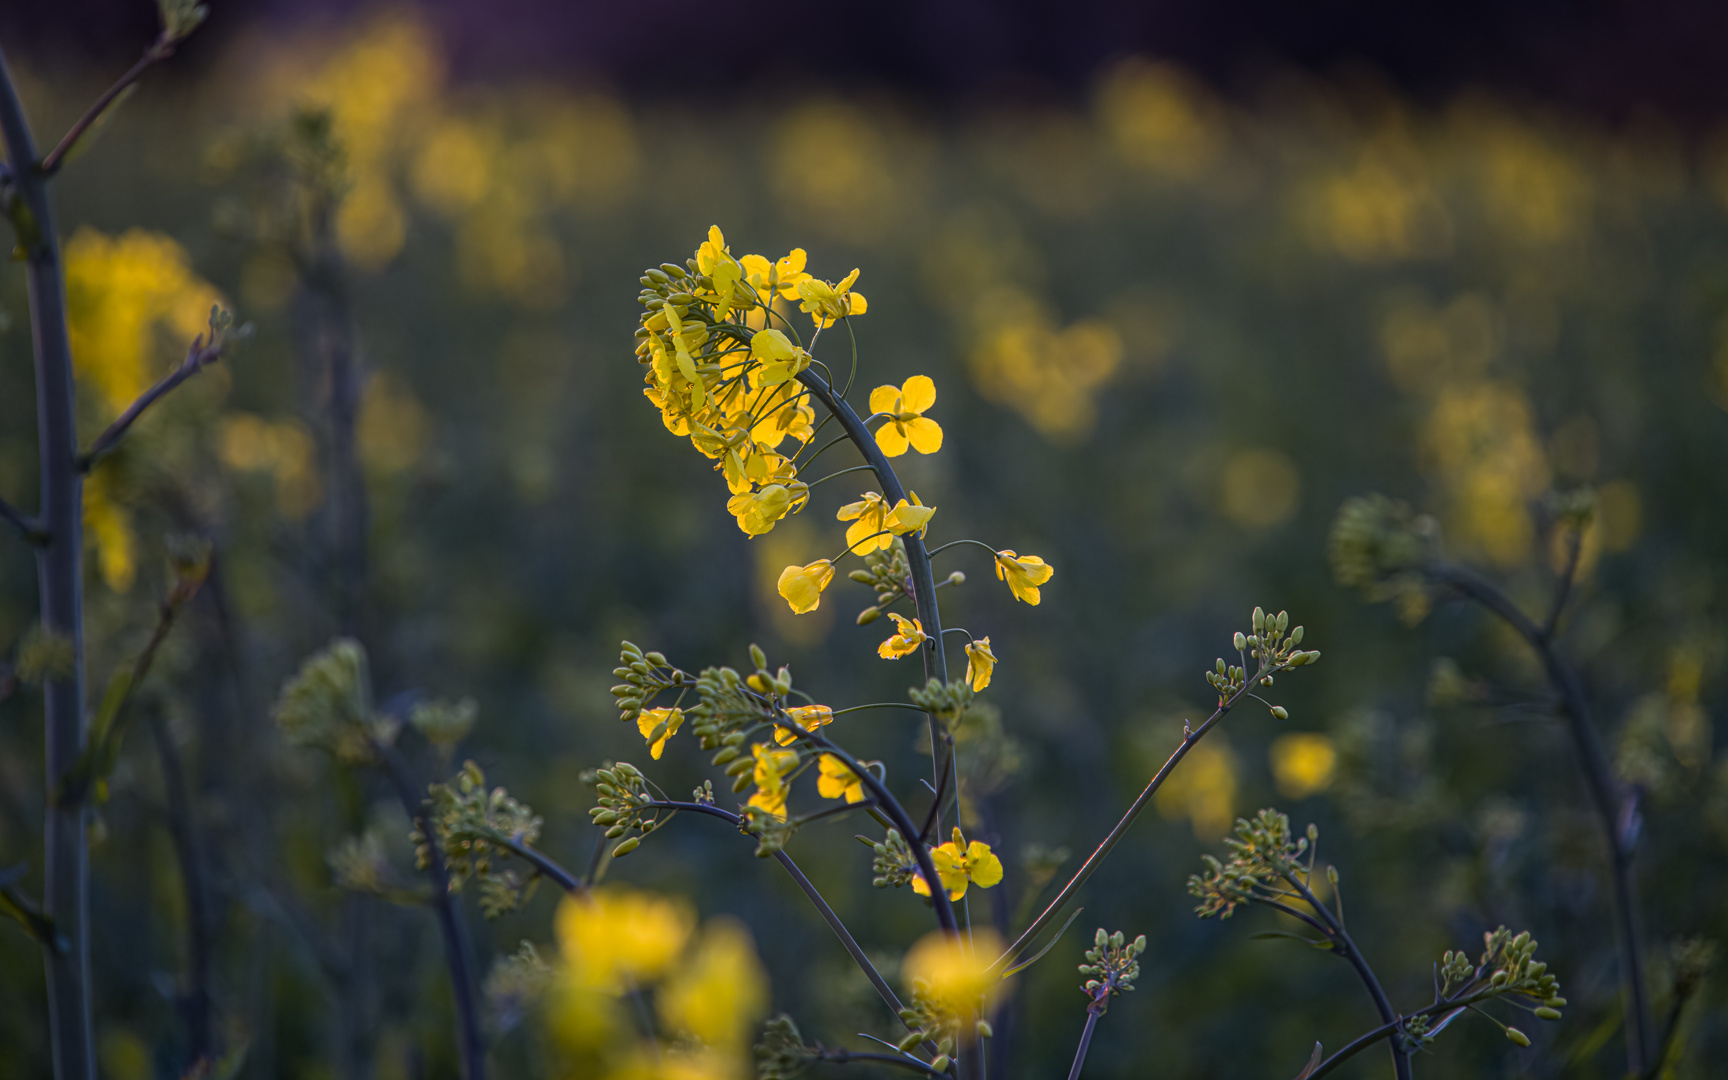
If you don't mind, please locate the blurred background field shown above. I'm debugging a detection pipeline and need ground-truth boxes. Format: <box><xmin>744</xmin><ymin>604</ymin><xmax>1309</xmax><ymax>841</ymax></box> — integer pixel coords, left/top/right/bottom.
<box><xmin>1</xmin><ymin>4</ymin><xmax>1725</xmax><ymax>1078</ymax></box>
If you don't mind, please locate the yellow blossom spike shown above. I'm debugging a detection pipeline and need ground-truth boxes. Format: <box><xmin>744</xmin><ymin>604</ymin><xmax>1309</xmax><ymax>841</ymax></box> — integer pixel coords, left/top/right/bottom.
<box><xmin>777</xmin><ymin>559</ymin><xmax>835</xmax><ymax>614</ymax></box>
<box><xmin>964</xmin><ymin>637</ymin><xmax>996</xmax><ymax>692</ymax></box>
<box><xmin>994</xmin><ymin>549</ymin><xmax>1053</xmax><ymax>605</ymax></box>
<box><xmin>878</xmin><ymin>612</ymin><xmax>927</xmax><ymax>659</ymax></box>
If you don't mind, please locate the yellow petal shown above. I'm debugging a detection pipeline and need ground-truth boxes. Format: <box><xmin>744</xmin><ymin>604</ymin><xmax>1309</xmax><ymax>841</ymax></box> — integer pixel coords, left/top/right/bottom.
<box><xmin>875</xmin><ymin>422</ymin><xmax>910</xmax><ymax>457</ymax></box>
<box><xmin>905</xmin><ymin>417</ymin><xmax>943</xmax><ymax>455</ymax></box>
<box><xmin>751</xmin><ymin>328</ymin><xmax>796</xmax><ymax>362</ymax></box>
<box><xmin>899</xmin><ymin>375</ymin><xmax>936</xmax><ymax>414</ymax></box>
<box><xmin>967</xmin><ymin>843</ymin><xmax>1003</xmax><ymax>888</ymax></box>
<box><xmin>868</xmin><ymin>384</ymin><xmax>901</xmax><ymax>415</ymax></box>
<box><xmin>847</xmin><ymin>292</ymin><xmax>868</xmax><ymax>315</ymax></box>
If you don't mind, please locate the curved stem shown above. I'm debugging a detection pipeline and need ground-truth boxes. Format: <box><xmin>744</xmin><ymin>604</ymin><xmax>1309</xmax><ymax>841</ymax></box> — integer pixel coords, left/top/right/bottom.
<box><xmin>1428</xmin><ymin>560</ymin><xmax>1650</xmax><ymax>1071</ymax></box>
<box><xmin>1284</xmin><ymin>873</ymin><xmax>1409</xmax><ymax>1080</ymax></box>
<box><xmin>0</xmin><ymin>45</ymin><xmax>94</xmax><ymax>1080</ymax></box>
<box><xmin>40</xmin><ymin>36</ymin><xmax>171</xmax><ymax>175</ymax></box>
<box><xmin>379</xmin><ymin>747</ymin><xmax>485</xmax><ymax>1080</ymax></box>
<box><xmin>492</xmin><ymin>835</ymin><xmax>584</xmax><ymax>894</ymax></box>
<box><xmin>816</xmin><ymin>1049</ymin><xmax>944</xmax><ymax>1076</ymax></box>
<box><xmin>1065</xmin><ymin>1005</ymin><xmax>1104</xmax><ymax>1080</ymax></box>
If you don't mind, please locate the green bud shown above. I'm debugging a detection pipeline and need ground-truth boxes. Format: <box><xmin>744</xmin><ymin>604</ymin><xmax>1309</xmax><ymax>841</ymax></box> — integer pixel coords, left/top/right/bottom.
<box><xmin>1271</xmin><ymin>706</ymin><xmax>1288</xmax><ymax>720</ymax></box>
<box><xmin>711</xmin><ymin>747</ymin><xmax>740</xmax><ymax>766</ymax></box>
<box><xmin>1234</xmin><ymin>632</ymin><xmax>1248</xmax><ymax>652</ymax></box>
<box><xmin>1289</xmin><ymin>626</ymin><xmax>1304</xmax><ymax>645</ymax></box>
<box><xmin>1534</xmin><ymin>1007</ymin><xmax>1561</xmax><ymax>1021</ymax></box>
<box><xmin>596</xmin><ymin>783</ymin><xmax>617</xmax><ymax>797</ymax></box>
<box><xmin>896</xmin><ymin>1031</ymin><xmax>925</xmax><ymax>1053</ymax></box>
<box><xmin>1276</xmin><ymin>611</ymin><xmax>1288</xmax><ymax>633</ymax></box>
<box><xmin>596</xmin><ymin>770</ymin><xmax>619</xmax><ymax>786</ymax></box>
<box><xmin>857</xmin><ymin>606</ymin><xmax>882</xmax><ymax>625</ymax></box>
<box><xmin>1505</xmin><ymin>1027</ymin><xmax>1530</xmax><ymax>1048</ymax></box>
<box><xmin>659</xmin><ymin>263</ymin><xmax>687</xmax><ymax>278</ymax></box>
<box><xmin>1253</xmin><ymin>607</ymin><xmax>1266</xmax><ymax>631</ymax></box>
<box><xmin>645</xmin><ymin>651</ymin><xmax>667</xmax><ymax>666</ymax></box>
<box><xmin>726</xmin><ymin>757</ymin><xmax>754</xmax><ymax>777</ymax></box>
<box><xmin>750</xmin><ymin>644</ymin><xmax>768</xmax><ymax>670</ymax></box>
<box><xmin>605</xmin><ymin>824</ymin><xmax>627</xmax><ymax>839</ymax></box>
<box><xmin>611</xmin><ymin>836</ymin><xmax>640</xmax><ymax>857</ymax></box>
<box><xmin>976</xmin><ymin>1019</ymin><xmax>993</xmax><ymax>1039</ymax></box>
<box><xmin>930</xmin><ymin>1055</ymin><xmax>951</xmax><ymax>1072</ymax></box>
<box><xmin>731</xmin><ymin>774</ymin><xmax>752</xmax><ymax>794</ymax></box>
<box><xmin>592</xmin><ymin>810</ymin><xmax>618</xmax><ymax>825</ymax></box>
<box><xmin>1543</xmin><ymin>996</ymin><xmax>1567</xmax><ymax>1008</ymax></box>
<box><xmin>646</xmin><ymin>269</ymin><xmax>670</xmax><ymax>284</ymax></box>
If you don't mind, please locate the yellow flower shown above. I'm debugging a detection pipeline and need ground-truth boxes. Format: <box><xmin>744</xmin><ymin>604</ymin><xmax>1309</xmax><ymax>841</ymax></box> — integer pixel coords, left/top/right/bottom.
<box><xmin>869</xmin><ymin>376</ymin><xmax>942</xmax><ymax>457</ymax></box>
<box><xmin>775</xmin><ymin>704</ymin><xmax>834</xmax><ymax>745</ymax></box>
<box><xmin>777</xmin><ymin>559</ymin><xmax>835</xmax><ymax>614</ymax></box>
<box><xmin>886</xmin><ymin>490</ymin><xmax>936</xmax><ymax>537</ymax></box>
<box><xmin>751</xmin><ymin>328</ymin><xmax>810</xmax><ymax>385</ymax></box>
<box><xmin>964</xmin><ymin>637</ymin><xmax>996</xmax><ymax>692</ymax></box>
<box><xmin>837</xmin><ymin>490</ymin><xmax>893</xmax><ymax>553</ymax></box>
<box><xmin>902</xmin><ymin>928</ymin><xmax>1008</xmax><ymax>1039</ymax></box>
<box><xmin>878</xmin><ymin>612</ymin><xmax>928</xmax><ymax>659</ymax></box>
<box><xmin>795</xmin><ymin>267</ymin><xmax>867</xmax><ymax>328</ymax></box>
<box><xmin>727</xmin><ymin>484</ymin><xmax>794</xmax><ymax>536</ymax></box>
<box><xmin>912</xmin><ymin>828</ymin><xmax>1004</xmax><ymax>901</ymax></box>
<box><xmin>636</xmin><ymin>707</ymin><xmax>684</xmax><ymax>759</ymax></box>
<box><xmin>695</xmin><ymin>225</ymin><xmax>742</xmax><ymax>320</ymax></box>
<box><xmin>657</xmin><ymin>918</ymin><xmax>769</xmax><ymax>1050</ymax></box>
<box><xmin>555</xmin><ymin>886</ymin><xmax>695</xmax><ymax>992</ymax></box>
<box><xmin>748</xmin><ymin>743</ymin><xmax>800</xmax><ymax>820</ymax></box>
<box><xmin>816</xmin><ymin>752</ymin><xmax>868</xmax><ymax>803</ymax></box>
<box><xmin>740</xmin><ymin>248</ymin><xmax>811</xmax><ymax>303</ymax></box>
<box><xmin>994</xmin><ymin>549</ymin><xmax>1054</xmax><ymax>605</ymax></box>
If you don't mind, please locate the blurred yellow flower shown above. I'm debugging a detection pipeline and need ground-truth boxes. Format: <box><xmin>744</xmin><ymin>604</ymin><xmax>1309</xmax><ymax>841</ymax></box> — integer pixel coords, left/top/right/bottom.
<box><xmin>83</xmin><ymin>470</ymin><xmax>136</xmax><ymax>593</ymax></box>
<box><xmin>816</xmin><ymin>753</ymin><xmax>867</xmax><ymax>803</ymax></box>
<box><xmin>837</xmin><ymin>491</ymin><xmax>894</xmax><ymax>553</ymax></box>
<box><xmin>964</xmin><ymin>637</ymin><xmax>997</xmax><ymax>692</ymax></box>
<box><xmin>657</xmin><ymin>918</ymin><xmax>768</xmax><ymax>1051</ymax></box>
<box><xmin>869</xmin><ymin>376</ymin><xmax>942</xmax><ymax>457</ymax></box>
<box><xmin>775</xmin><ymin>704</ymin><xmax>834</xmax><ymax>746</ymax></box>
<box><xmin>636</xmin><ymin>707</ymin><xmax>684</xmax><ymax>760</ymax></box>
<box><xmin>902</xmin><ymin>927</ymin><xmax>1008</xmax><ymax>1035</ymax></box>
<box><xmin>1153</xmin><ymin>737</ymin><xmax>1236</xmax><ymax>839</ymax></box>
<box><xmin>878</xmin><ymin>613</ymin><xmax>927</xmax><ymax>659</ymax></box>
<box><xmin>912</xmin><ymin>828</ymin><xmax>1003</xmax><ymax>901</ymax></box>
<box><xmin>748</xmin><ymin>744</ymin><xmax>799</xmax><ymax>820</ymax></box>
<box><xmin>777</xmin><ymin>559</ymin><xmax>835</xmax><ymax>614</ymax></box>
<box><xmin>1269</xmin><ymin>733</ymin><xmax>1338</xmax><ymax>800</ymax></box>
<box><xmin>994</xmin><ymin>550</ymin><xmax>1053</xmax><ymax>605</ymax></box>
<box><xmin>554</xmin><ymin>887</ymin><xmax>694</xmax><ymax>992</ymax></box>
<box><xmin>886</xmin><ymin>492</ymin><xmax>936</xmax><ymax>537</ymax></box>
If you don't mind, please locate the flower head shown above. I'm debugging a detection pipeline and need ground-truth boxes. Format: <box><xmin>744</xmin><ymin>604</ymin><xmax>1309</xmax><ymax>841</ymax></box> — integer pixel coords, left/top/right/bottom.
<box><xmin>777</xmin><ymin>559</ymin><xmax>835</xmax><ymax>614</ymax></box>
<box><xmin>869</xmin><ymin>376</ymin><xmax>943</xmax><ymax>457</ymax></box>
<box><xmin>748</xmin><ymin>743</ymin><xmax>800</xmax><ymax>820</ymax></box>
<box><xmin>816</xmin><ymin>752</ymin><xmax>868</xmax><ymax>803</ymax></box>
<box><xmin>912</xmin><ymin>827</ymin><xmax>1004</xmax><ymax>901</ymax></box>
<box><xmin>750</xmin><ymin>328</ymin><xmax>810</xmax><ymax>385</ymax></box>
<box><xmin>795</xmin><ymin>268</ymin><xmax>867</xmax><ymax>328</ymax></box>
<box><xmin>886</xmin><ymin>491</ymin><xmax>936</xmax><ymax>538</ymax></box>
<box><xmin>776</xmin><ymin>703</ymin><xmax>835</xmax><ymax>746</ymax></box>
<box><xmin>555</xmin><ymin>886</ymin><xmax>695</xmax><ymax>992</ymax></box>
<box><xmin>994</xmin><ymin>549</ymin><xmax>1054</xmax><ymax>605</ymax></box>
<box><xmin>964</xmin><ymin>637</ymin><xmax>997</xmax><ymax>692</ymax></box>
<box><xmin>878</xmin><ymin>612</ymin><xmax>928</xmax><ymax>659</ymax></box>
<box><xmin>636</xmin><ymin>707</ymin><xmax>684</xmax><ymax>759</ymax></box>
<box><xmin>727</xmin><ymin>484</ymin><xmax>794</xmax><ymax>536</ymax></box>
<box><xmin>837</xmin><ymin>491</ymin><xmax>894</xmax><ymax>553</ymax></box>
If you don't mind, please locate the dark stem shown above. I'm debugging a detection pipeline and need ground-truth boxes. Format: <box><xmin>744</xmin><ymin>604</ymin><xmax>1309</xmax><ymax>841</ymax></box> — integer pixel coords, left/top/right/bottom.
<box><xmin>40</xmin><ymin>36</ymin><xmax>171</xmax><ymax>175</ymax></box>
<box><xmin>1428</xmin><ymin>560</ymin><xmax>1650</xmax><ymax>1071</ymax></box>
<box><xmin>994</xmin><ymin>670</ymin><xmax>1270</xmax><ymax>972</ymax></box>
<box><xmin>1544</xmin><ymin>524</ymin><xmax>1584</xmax><ymax>636</ymax></box>
<box><xmin>78</xmin><ymin>331</ymin><xmax>226</xmax><ymax>472</ymax></box>
<box><xmin>814</xmin><ymin>1049</ymin><xmax>944</xmax><ymax>1076</ymax></box>
<box><xmin>378</xmin><ymin>746</ymin><xmax>485</xmax><ymax>1080</ymax></box>
<box><xmin>492</xmin><ymin>835</ymin><xmax>584</xmax><ymax>894</ymax></box>
<box><xmin>1284</xmin><ymin>873</ymin><xmax>1411</xmax><ymax>1080</ymax></box>
<box><xmin>148</xmin><ymin>711</ymin><xmax>213</xmax><ymax>1067</ymax></box>
<box><xmin>0</xmin><ymin>494</ymin><xmax>44</xmax><ymax>542</ymax></box>
<box><xmin>0</xmin><ymin>43</ymin><xmax>95</xmax><ymax>1080</ymax></box>
<box><xmin>1064</xmin><ymin>1005</ymin><xmax>1104</xmax><ymax>1080</ymax></box>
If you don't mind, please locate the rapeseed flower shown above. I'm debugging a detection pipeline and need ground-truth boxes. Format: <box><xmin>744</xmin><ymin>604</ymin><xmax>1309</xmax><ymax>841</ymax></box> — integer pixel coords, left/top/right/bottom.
<box><xmin>964</xmin><ymin>637</ymin><xmax>996</xmax><ymax>692</ymax></box>
<box><xmin>748</xmin><ymin>743</ymin><xmax>800</xmax><ymax>820</ymax></box>
<box><xmin>816</xmin><ymin>752</ymin><xmax>867</xmax><ymax>803</ymax></box>
<box><xmin>750</xmin><ymin>328</ymin><xmax>810</xmax><ymax>385</ymax></box>
<box><xmin>838</xmin><ymin>491</ymin><xmax>894</xmax><ymax>553</ymax></box>
<box><xmin>869</xmin><ymin>376</ymin><xmax>942</xmax><ymax>457</ymax></box>
<box><xmin>775</xmin><ymin>704</ymin><xmax>834</xmax><ymax>745</ymax></box>
<box><xmin>777</xmin><ymin>559</ymin><xmax>835</xmax><ymax>614</ymax></box>
<box><xmin>636</xmin><ymin>707</ymin><xmax>684</xmax><ymax>759</ymax></box>
<box><xmin>727</xmin><ymin>484</ymin><xmax>793</xmax><ymax>536</ymax></box>
<box><xmin>796</xmin><ymin>268</ymin><xmax>867</xmax><ymax>328</ymax></box>
<box><xmin>886</xmin><ymin>491</ymin><xmax>936</xmax><ymax>537</ymax></box>
<box><xmin>903</xmin><ymin>928</ymin><xmax>1009</xmax><ymax>1039</ymax></box>
<box><xmin>994</xmin><ymin>549</ymin><xmax>1054</xmax><ymax>605</ymax></box>
<box><xmin>878</xmin><ymin>613</ymin><xmax>928</xmax><ymax>659</ymax></box>
<box><xmin>912</xmin><ymin>828</ymin><xmax>1004</xmax><ymax>901</ymax></box>
<box><xmin>554</xmin><ymin>886</ymin><xmax>694</xmax><ymax>992</ymax></box>
<box><xmin>657</xmin><ymin>918</ymin><xmax>768</xmax><ymax>1052</ymax></box>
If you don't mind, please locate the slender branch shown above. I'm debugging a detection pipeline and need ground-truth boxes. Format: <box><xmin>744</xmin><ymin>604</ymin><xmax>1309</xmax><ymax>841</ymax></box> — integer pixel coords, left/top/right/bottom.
<box><xmin>0</xmin><ymin>495</ymin><xmax>44</xmax><ymax>543</ymax></box>
<box><xmin>378</xmin><ymin>746</ymin><xmax>485</xmax><ymax>1080</ymax></box>
<box><xmin>0</xmin><ymin>43</ymin><xmax>95</xmax><ymax>1079</ymax></box>
<box><xmin>1544</xmin><ymin>524</ymin><xmax>1585</xmax><ymax>636</ymax></box>
<box><xmin>1284</xmin><ymin>873</ymin><xmax>1411</xmax><ymax>1080</ymax></box>
<box><xmin>1064</xmin><ymin>1001</ymin><xmax>1105</xmax><ymax>1080</ymax></box>
<box><xmin>491</xmin><ymin>835</ymin><xmax>584</xmax><ymax>894</ymax></box>
<box><xmin>1427</xmin><ymin>560</ymin><xmax>1650</xmax><ymax>1070</ymax></box>
<box><xmin>814</xmin><ymin>1049</ymin><xmax>944</xmax><ymax>1076</ymax></box>
<box><xmin>40</xmin><ymin>35</ymin><xmax>175</xmax><ymax>175</ymax></box>
<box><xmin>993</xmin><ymin>670</ymin><xmax>1272</xmax><ymax>972</ymax></box>
<box><xmin>79</xmin><ymin>330</ymin><xmax>227</xmax><ymax>472</ymax></box>
<box><xmin>148</xmin><ymin>711</ymin><xmax>213</xmax><ymax>1066</ymax></box>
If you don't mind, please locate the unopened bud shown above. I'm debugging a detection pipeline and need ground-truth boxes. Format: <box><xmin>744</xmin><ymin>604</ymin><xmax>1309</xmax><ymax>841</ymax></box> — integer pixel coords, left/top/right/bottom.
<box><xmin>750</xmin><ymin>644</ymin><xmax>768</xmax><ymax>670</ymax></box>
<box><xmin>611</xmin><ymin>836</ymin><xmax>640</xmax><ymax>857</ymax></box>
<box><xmin>1505</xmin><ymin>1027</ymin><xmax>1530</xmax><ymax>1048</ymax></box>
<box><xmin>1534</xmin><ymin>1007</ymin><xmax>1561</xmax><ymax>1021</ymax></box>
<box><xmin>1270</xmin><ymin>706</ymin><xmax>1287</xmax><ymax>720</ymax></box>
<box><xmin>857</xmin><ymin>606</ymin><xmax>881</xmax><ymax>625</ymax></box>
<box><xmin>1234</xmin><ymin>632</ymin><xmax>1247</xmax><ymax>652</ymax></box>
<box><xmin>1253</xmin><ymin>607</ymin><xmax>1266</xmax><ymax>631</ymax></box>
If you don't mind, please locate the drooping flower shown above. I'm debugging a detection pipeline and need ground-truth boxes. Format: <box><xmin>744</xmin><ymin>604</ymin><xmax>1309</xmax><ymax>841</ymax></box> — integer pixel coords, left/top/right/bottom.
<box><xmin>636</xmin><ymin>707</ymin><xmax>685</xmax><ymax>759</ymax></box>
<box><xmin>902</xmin><ymin>928</ymin><xmax>1008</xmax><ymax>1040</ymax></box>
<box><xmin>912</xmin><ymin>828</ymin><xmax>1004</xmax><ymax>901</ymax></box>
<box><xmin>776</xmin><ymin>704</ymin><xmax>835</xmax><ymax>746</ymax></box>
<box><xmin>795</xmin><ymin>267</ymin><xmax>867</xmax><ymax>328</ymax></box>
<box><xmin>869</xmin><ymin>376</ymin><xmax>943</xmax><ymax>457</ymax></box>
<box><xmin>748</xmin><ymin>743</ymin><xmax>800</xmax><ymax>820</ymax></box>
<box><xmin>816</xmin><ymin>752</ymin><xmax>867</xmax><ymax>803</ymax></box>
<box><xmin>777</xmin><ymin>559</ymin><xmax>836</xmax><ymax>614</ymax></box>
<box><xmin>964</xmin><ymin>637</ymin><xmax>997</xmax><ymax>692</ymax></box>
<box><xmin>878</xmin><ymin>612</ymin><xmax>928</xmax><ymax>659</ymax></box>
<box><xmin>554</xmin><ymin>886</ymin><xmax>695</xmax><ymax>992</ymax></box>
<box><xmin>751</xmin><ymin>328</ymin><xmax>810</xmax><ymax>385</ymax></box>
<box><xmin>886</xmin><ymin>490</ymin><xmax>936</xmax><ymax>538</ymax></box>
<box><xmin>727</xmin><ymin>484</ymin><xmax>794</xmax><ymax>536</ymax></box>
<box><xmin>837</xmin><ymin>491</ymin><xmax>894</xmax><ymax>553</ymax></box>
<box><xmin>994</xmin><ymin>549</ymin><xmax>1054</xmax><ymax>605</ymax></box>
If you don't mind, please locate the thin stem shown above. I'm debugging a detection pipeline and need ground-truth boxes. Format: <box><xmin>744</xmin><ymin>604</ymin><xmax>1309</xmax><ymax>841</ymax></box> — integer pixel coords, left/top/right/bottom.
<box><xmin>993</xmin><ymin>672</ymin><xmax>1271</xmax><ymax>972</ymax></box>
<box><xmin>1427</xmin><ymin>560</ymin><xmax>1650</xmax><ymax>1071</ymax></box>
<box><xmin>1065</xmin><ymin>1006</ymin><xmax>1103</xmax><ymax>1080</ymax></box>
<box><xmin>378</xmin><ymin>747</ymin><xmax>485</xmax><ymax>1080</ymax></box>
<box><xmin>491</xmin><ymin>835</ymin><xmax>584</xmax><ymax>894</ymax></box>
<box><xmin>830</xmin><ymin>703</ymin><xmax>926</xmax><ymax>717</ymax></box>
<box><xmin>148</xmin><ymin>711</ymin><xmax>213</xmax><ymax>1066</ymax></box>
<box><xmin>0</xmin><ymin>495</ymin><xmax>44</xmax><ymax>543</ymax></box>
<box><xmin>0</xmin><ymin>43</ymin><xmax>95</xmax><ymax>1080</ymax></box>
<box><xmin>815</xmin><ymin>1049</ymin><xmax>944</xmax><ymax>1076</ymax></box>
<box><xmin>78</xmin><ymin>330</ymin><xmax>227</xmax><ymax>471</ymax></box>
<box><xmin>1284</xmin><ymin>873</ymin><xmax>1410</xmax><ymax>1080</ymax></box>
<box><xmin>806</xmin><ymin>464</ymin><xmax>878</xmax><ymax>490</ymax></box>
<box><xmin>926</xmin><ymin>539</ymin><xmax>1002</xmax><ymax>561</ymax></box>
<box><xmin>40</xmin><ymin>36</ymin><xmax>172</xmax><ymax>175</ymax></box>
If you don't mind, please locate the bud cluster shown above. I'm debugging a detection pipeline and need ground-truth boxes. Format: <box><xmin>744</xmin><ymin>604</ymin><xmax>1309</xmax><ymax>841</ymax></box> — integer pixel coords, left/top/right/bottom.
<box><xmin>587</xmin><ymin>761</ymin><xmax>658</xmax><ymax>859</ymax></box>
<box><xmin>867</xmin><ymin>828</ymin><xmax>919</xmax><ymax>889</ymax></box>
<box><xmin>849</xmin><ymin>538</ymin><xmax>913</xmax><ymax>626</ymax></box>
<box><xmin>1188</xmin><ymin>809</ymin><xmax>1310</xmax><ymax>920</ymax></box>
<box><xmin>328</xmin><ymin>830</ymin><xmax>424</xmax><ymax>906</ymax></box>
<box><xmin>1079</xmin><ymin>928</ymin><xmax>1147</xmax><ymax>1010</ymax></box>
<box><xmin>611</xmin><ymin>640</ymin><xmax>686</xmax><ymax>728</ymax></box>
<box><xmin>754</xmin><ymin>1014</ymin><xmax>820</xmax><ymax>1079</ymax></box>
<box><xmin>273</xmin><ymin>637</ymin><xmax>395</xmax><ymax>766</ymax></box>
<box><xmin>414</xmin><ymin>760</ymin><xmax>544</xmax><ymax>918</ymax></box>
<box><xmin>908</xmin><ymin>677</ymin><xmax>974</xmax><ymax>727</ymax></box>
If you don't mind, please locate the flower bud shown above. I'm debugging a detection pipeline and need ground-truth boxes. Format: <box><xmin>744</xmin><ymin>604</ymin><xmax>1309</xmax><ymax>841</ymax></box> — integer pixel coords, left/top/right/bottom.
<box><xmin>645</xmin><ymin>651</ymin><xmax>667</xmax><ymax>666</ymax></box>
<box><xmin>1505</xmin><ymin>1027</ymin><xmax>1530</xmax><ymax>1048</ymax></box>
<box><xmin>857</xmin><ymin>606</ymin><xmax>882</xmax><ymax>625</ymax></box>
<box><xmin>849</xmin><ymin>569</ymin><xmax>876</xmax><ymax>584</ymax></box>
<box><xmin>611</xmin><ymin>836</ymin><xmax>640</xmax><ymax>857</ymax></box>
<box><xmin>930</xmin><ymin>1055</ymin><xmax>951</xmax><ymax>1072</ymax></box>
<box><xmin>1534</xmin><ymin>1007</ymin><xmax>1561</xmax><ymax>1021</ymax></box>
<box><xmin>605</xmin><ymin>824</ymin><xmax>627</xmax><ymax>839</ymax></box>
<box><xmin>711</xmin><ymin>747</ymin><xmax>739</xmax><ymax>766</ymax></box>
<box><xmin>976</xmin><ymin>1020</ymin><xmax>993</xmax><ymax>1039</ymax></box>
<box><xmin>1289</xmin><ymin>626</ymin><xmax>1304</xmax><ymax>645</ymax></box>
<box><xmin>1234</xmin><ymin>632</ymin><xmax>1247</xmax><ymax>652</ymax></box>
<box><xmin>750</xmin><ymin>644</ymin><xmax>768</xmax><ymax>670</ymax></box>
<box><xmin>731</xmin><ymin>774</ymin><xmax>752</xmax><ymax>793</ymax></box>
<box><xmin>1270</xmin><ymin>706</ymin><xmax>1288</xmax><ymax>720</ymax></box>
<box><xmin>1253</xmin><ymin>607</ymin><xmax>1266</xmax><ymax>631</ymax></box>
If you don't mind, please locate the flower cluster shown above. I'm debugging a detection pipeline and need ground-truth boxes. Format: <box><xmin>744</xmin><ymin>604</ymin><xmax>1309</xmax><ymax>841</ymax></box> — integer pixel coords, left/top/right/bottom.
<box><xmin>1079</xmin><ymin>928</ymin><xmax>1147</xmax><ymax>1011</ymax></box>
<box><xmin>414</xmin><ymin>760</ymin><xmax>544</xmax><ymax>918</ymax></box>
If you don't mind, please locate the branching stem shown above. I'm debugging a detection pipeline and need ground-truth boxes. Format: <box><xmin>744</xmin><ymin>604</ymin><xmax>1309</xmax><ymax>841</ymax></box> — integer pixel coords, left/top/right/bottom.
<box><xmin>79</xmin><ymin>330</ymin><xmax>228</xmax><ymax>472</ymax></box>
